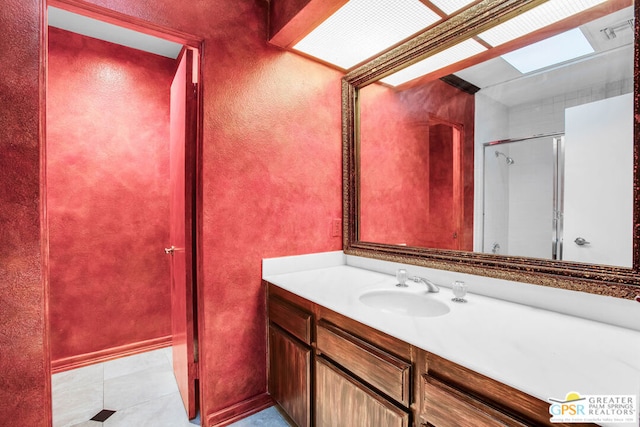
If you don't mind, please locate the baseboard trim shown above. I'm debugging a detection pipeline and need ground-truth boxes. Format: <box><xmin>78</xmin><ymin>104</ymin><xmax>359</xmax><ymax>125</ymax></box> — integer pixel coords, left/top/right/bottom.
<box><xmin>206</xmin><ymin>393</ymin><xmax>273</xmax><ymax>427</ymax></box>
<box><xmin>51</xmin><ymin>335</ymin><xmax>172</xmax><ymax>373</ymax></box>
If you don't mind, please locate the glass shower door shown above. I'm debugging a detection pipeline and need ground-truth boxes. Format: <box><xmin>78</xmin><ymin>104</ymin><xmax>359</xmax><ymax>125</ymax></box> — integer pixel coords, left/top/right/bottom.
<box><xmin>482</xmin><ymin>135</ymin><xmax>562</xmax><ymax>260</ymax></box>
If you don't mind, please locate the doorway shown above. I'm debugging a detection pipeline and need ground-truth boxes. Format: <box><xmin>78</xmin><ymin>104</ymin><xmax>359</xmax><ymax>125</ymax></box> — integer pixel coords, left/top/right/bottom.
<box><xmin>45</xmin><ymin>2</ymin><xmax>202</xmax><ymax>424</ymax></box>
<box><xmin>426</xmin><ymin>119</ymin><xmax>464</xmax><ymax>250</ymax></box>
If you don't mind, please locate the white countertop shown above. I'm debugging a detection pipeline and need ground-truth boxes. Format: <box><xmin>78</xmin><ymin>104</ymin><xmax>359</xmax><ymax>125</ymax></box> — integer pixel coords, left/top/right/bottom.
<box><xmin>264</xmin><ymin>258</ymin><xmax>640</xmax><ymax>427</ymax></box>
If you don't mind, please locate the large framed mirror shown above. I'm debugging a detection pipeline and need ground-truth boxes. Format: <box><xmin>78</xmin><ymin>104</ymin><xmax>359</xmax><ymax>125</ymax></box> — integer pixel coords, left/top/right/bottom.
<box><xmin>343</xmin><ymin>0</ymin><xmax>640</xmax><ymax>298</ymax></box>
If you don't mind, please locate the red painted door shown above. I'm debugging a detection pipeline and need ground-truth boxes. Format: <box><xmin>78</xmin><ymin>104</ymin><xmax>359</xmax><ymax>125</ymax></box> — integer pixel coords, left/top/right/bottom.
<box><xmin>168</xmin><ymin>47</ymin><xmax>198</xmax><ymax>419</ymax></box>
<box><xmin>428</xmin><ymin>121</ymin><xmax>464</xmax><ymax>250</ymax></box>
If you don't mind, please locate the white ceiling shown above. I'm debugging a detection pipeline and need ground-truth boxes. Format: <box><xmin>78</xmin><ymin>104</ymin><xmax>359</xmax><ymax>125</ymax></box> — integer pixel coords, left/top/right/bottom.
<box><xmin>454</xmin><ymin>6</ymin><xmax>635</xmax><ymax>107</ymax></box>
<box><xmin>47</xmin><ymin>6</ymin><xmax>182</xmax><ymax>59</ymax></box>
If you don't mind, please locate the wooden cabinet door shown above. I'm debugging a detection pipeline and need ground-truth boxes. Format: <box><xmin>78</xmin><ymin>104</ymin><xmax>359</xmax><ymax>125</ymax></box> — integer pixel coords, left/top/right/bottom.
<box><xmin>269</xmin><ymin>325</ymin><xmax>311</xmax><ymax>427</ymax></box>
<box><xmin>315</xmin><ymin>357</ymin><xmax>409</xmax><ymax>427</ymax></box>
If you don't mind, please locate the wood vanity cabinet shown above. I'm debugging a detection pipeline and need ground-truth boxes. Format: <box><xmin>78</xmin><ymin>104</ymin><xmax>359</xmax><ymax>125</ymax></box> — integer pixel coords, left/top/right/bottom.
<box><xmin>267</xmin><ymin>282</ymin><xmax>413</xmax><ymax>427</ymax></box>
<box><xmin>315</xmin><ymin>320</ymin><xmax>412</xmax><ymax>427</ymax></box>
<box><xmin>268</xmin><ymin>293</ymin><xmax>313</xmax><ymax>427</ymax></box>
<box><xmin>266</xmin><ymin>281</ymin><xmax>594</xmax><ymax>427</ymax></box>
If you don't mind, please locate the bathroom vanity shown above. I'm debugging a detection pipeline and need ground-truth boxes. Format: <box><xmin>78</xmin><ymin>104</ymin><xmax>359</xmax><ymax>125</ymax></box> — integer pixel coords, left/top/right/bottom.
<box><xmin>263</xmin><ymin>255</ymin><xmax>640</xmax><ymax>427</ymax></box>
<box><xmin>262</xmin><ymin>0</ymin><xmax>640</xmax><ymax>424</ymax></box>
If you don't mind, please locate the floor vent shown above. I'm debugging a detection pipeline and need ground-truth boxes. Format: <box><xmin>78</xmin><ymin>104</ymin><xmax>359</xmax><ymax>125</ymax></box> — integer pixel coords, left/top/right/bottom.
<box><xmin>90</xmin><ymin>409</ymin><xmax>116</xmax><ymax>422</ymax></box>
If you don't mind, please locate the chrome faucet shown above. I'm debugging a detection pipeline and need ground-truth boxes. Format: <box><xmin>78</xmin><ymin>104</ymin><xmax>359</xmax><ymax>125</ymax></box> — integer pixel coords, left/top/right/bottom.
<box><xmin>410</xmin><ymin>276</ymin><xmax>440</xmax><ymax>293</ymax></box>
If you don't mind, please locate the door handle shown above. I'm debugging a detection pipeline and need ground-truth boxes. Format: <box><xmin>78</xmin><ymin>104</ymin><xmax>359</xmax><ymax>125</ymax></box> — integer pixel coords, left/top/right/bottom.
<box><xmin>574</xmin><ymin>237</ymin><xmax>590</xmax><ymax>246</ymax></box>
<box><xmin>165</xmin><ymin>246</ymin><xmax>176</xmax><ymax>255</ymax></box>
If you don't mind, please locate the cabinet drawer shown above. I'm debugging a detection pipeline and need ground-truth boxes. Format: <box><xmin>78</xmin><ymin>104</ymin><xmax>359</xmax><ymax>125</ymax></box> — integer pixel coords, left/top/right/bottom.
<box><xmin>316</xmin><ymin>321</ymin><xmax>411</xmax><ymax>406</ymax></box>
<box><xmin>423</xmin><ymin>375</ymin><xmax>529</xmax><ymax>427</ymax></box>
<box><xmin>269</xmin><ymin>296</ymin><xmax>312</xmax><ymax>344</ymax></box>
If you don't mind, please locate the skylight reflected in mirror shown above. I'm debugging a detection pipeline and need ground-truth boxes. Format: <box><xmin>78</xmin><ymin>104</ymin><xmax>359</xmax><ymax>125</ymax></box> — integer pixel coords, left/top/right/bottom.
<box><xmin>452</xmin><ymin>4</ymin><xmax>634</xmax><ymax>110</ymax></box>
<box><xmin>501</xmin><ymin>28</ymin><xmax>594</xmax><ymax>73</ymax></box>
<box><xmin>381</xmin><ymin>38</ymin><xmax>487</xmax><ymax>86</ymax></box>
<box><xmin>477</xmin><ymin>0</ymin><xmax>607</xmax><ymax>46</ymax></box>
<box><xmin>293</xmin><ymin>0</ymin><xmax>441</xmax><ymax>69</ymax></box>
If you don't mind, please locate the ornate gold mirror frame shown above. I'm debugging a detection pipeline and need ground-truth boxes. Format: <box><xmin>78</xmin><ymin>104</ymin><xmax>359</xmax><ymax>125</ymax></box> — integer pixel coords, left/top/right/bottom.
<box><xmin>342</xmin><ymin>0</ymin><xmax>640</xmax><ymax>299</ymax></box>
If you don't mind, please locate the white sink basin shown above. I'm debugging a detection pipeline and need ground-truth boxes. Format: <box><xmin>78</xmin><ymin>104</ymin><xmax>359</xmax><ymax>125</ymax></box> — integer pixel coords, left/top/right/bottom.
<box><xmin>359</xmin><ymin>289</ymin><xmax>450</xmax><ymax>318</ymax></box>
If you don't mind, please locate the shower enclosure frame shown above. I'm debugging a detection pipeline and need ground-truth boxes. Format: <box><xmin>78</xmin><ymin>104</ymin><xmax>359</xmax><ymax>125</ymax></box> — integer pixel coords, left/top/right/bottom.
<box><xmin>482</xmin><ymin>133</ymin><xmax>565</xmax><ymax>260</ymax></box>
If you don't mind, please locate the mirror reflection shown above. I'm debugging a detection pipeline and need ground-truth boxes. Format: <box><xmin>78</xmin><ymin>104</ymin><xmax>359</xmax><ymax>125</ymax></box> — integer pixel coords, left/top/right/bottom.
<box><xmin>358</xmin><ymin>2</ymin><xmax>634</xmax><ymax>267</ymax></box>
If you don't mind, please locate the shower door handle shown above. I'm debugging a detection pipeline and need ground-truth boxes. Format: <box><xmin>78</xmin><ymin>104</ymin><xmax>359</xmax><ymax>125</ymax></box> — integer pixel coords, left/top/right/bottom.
<box><xmin>574</xmin><ymin>237</ymin><xmax>590</xmax><ymax>246</ymax></box>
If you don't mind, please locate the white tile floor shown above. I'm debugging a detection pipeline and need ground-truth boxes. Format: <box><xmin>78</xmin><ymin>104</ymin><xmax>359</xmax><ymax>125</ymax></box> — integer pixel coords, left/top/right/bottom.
<box><xmin>51</xmin><ymin>347</ymin><xmax>292</xmax><ymax>427</ymax></box>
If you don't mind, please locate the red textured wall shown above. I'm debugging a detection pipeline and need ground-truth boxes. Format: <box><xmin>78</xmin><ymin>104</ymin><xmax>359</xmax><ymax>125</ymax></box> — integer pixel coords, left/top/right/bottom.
<box><xmin>46</xmin><ymin>0</ymin><xmax>343</xmax><ymax>422</ymax></box>
<box><xmin>0</xmin><ymin>0</ymin><xmax>49</xmax><ymax>425</ymax></box>
<box><xmin>199</xmin><ymin>5</ymin><xmax>343</xmax><ymax>418</ymax></box>
<box><xmin>359</xmin><ymin>79</ymin><xmax>475</xmax><ymax>250</ymax></box>
<box><xmin>5</xmin><ymin>0</ymin><xmax>342</xmax><ymax>424</ymax></box>
<box><xmin>359</xmin><ymin>83</ymin><xmax>431</xmax><ymax>246</ymax></box>
<box><xmin>46</xmin><ymin>27</ymin><xmax>175</xmax><ymax>362</ymax></box>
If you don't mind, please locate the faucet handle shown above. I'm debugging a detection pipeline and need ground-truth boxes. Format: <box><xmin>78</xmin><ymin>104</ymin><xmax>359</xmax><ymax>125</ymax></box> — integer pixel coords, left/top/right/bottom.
<box><xmin>396</xmin><ymin>269</ymin><xmax>408</xmax><ymax>287</ymax></box>
<box><xmin>451</xmin><ymin>281</ymin><xmax>467</xmax><ymax>303</ymax></box>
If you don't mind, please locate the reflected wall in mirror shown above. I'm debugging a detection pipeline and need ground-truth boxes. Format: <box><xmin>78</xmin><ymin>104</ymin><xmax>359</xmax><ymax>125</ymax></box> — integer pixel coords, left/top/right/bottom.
<box><xmin>359</xmin><ymin>80</ymin><xmax>474</xmax><ymax>250</ymax></box>
<box><xmin>345</xmin><ymin>0</ymin><xmax>639</xmax><ymax>297</ymax></box>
